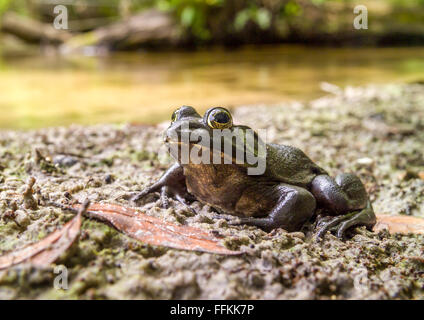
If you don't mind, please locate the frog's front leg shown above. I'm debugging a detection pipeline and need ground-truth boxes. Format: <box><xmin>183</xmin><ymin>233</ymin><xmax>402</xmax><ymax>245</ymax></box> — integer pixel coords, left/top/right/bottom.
<box><xmin>131</xmin><ymin>163</ymin><xmax>196</xmax><ymax>214</ymax></box>
<box><xmin>311</xmin><ymin>173</ymin><xmax>376</xmax><ymax>238</ymax></box>
<box><xmin>231</xmin><ymin>184</ymin><xmax>316</xmax><ymax>232</ymax></box>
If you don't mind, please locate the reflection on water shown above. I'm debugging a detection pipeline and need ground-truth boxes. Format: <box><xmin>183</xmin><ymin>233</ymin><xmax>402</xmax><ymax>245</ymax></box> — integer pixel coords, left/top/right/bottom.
<box><xmin>1</xmin><ymin>45</ymin><xmax>424</xmax><ymax>129</ymax></box>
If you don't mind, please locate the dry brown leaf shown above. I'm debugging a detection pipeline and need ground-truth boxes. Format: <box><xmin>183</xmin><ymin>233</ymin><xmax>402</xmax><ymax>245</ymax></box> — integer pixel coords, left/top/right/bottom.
<box><xmin>406</xmin><ymin>256</ymin><xmax>424</xmax><ymax>263</ymax></box>
<box><xmin>0</xmin><ymin>201</ymin><xmax>87</xmax><ymax>270</ymax></box>
<box><xmin>74</xmin><ymin>203</ymin><xmax>241</xmax><ymax>255</ymax></box>
<box><xmin>374</xmin><ymin>214</ymin><xmax>424</xmax><ymax>235</ymax></box>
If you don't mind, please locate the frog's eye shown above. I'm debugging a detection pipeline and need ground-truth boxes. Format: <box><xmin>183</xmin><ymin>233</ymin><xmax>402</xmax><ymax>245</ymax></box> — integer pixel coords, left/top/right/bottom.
<box><xmin>171</xmin><ymin>110</ymin><xmax>178</xmax><ymax>123</ymax></box>
<box><xmin>207</xmin><ymin>108</ymin><xmax>233</xmax><ymax>129</ymax></box>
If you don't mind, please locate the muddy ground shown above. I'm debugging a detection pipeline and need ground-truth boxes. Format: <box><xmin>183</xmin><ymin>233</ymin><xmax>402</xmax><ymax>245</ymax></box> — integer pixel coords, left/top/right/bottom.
<box><xmin>0</xmin><ymin>84</ymin><xmax>423</xmax><ymax>299</ymax></box>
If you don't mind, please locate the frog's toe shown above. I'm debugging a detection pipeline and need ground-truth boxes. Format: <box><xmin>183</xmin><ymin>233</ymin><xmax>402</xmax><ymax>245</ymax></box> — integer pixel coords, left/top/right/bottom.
<box><xmin>160</xmin><ymin>186</ymin><xmax>170</xmax><ymax>209</ymax></box>
<box><xmin>229</xmin><ymin>217</ymin><xmax>276</xmax><ymax>231</ymax></box>
<box><xmin>315</xmin><ymin>215</ymin><xmax>347</xmax><ymax>239</ymax></box>
<box><xmin>174</xmin><ymin>194</ymin><xmax>198</xmax><ymax>215</ymax></box>
<box><xmin>336</xmin><ymin>216</ymin><xmax>360</xmax><ymax>238</ymax></box>
<box><xmin>315</xmin><ymin>203</ymin><xmax>376</xmax><ymax>240</ymax></box>
<box><xmin>159</xmin><ymin>186</ymin><xmax>197</xmax><ymax>214</ymax></box>
<box><xmin>316</xmin><ymin>215</ymin><xmax>335</xmax><ymax>229</ymax></box>
<box><xmin>130</xmin><ymin>188</ymin><xmax>152</xmax><ymax>204</ymax></box>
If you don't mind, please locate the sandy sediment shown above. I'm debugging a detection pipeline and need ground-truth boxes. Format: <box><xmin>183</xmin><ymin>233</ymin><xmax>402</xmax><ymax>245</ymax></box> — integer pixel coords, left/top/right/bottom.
<box><xmin>0</xmin><ymin>84</ymin><xmax>423</xmax><ymax>299</ymax></box>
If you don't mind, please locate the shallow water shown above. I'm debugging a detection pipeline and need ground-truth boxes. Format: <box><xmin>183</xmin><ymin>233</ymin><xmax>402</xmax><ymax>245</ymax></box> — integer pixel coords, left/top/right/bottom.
<box><xmin>1</xmin><ymin>45</ymin><xmax>424</xmax><ymax>129</ymax></box>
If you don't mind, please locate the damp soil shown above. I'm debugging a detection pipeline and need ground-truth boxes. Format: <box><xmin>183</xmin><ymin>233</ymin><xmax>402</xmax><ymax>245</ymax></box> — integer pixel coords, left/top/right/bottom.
<box><xmin>0</xmin><ymin>84</ymin><xmax>423</xmax><ymax>299</ymax></box>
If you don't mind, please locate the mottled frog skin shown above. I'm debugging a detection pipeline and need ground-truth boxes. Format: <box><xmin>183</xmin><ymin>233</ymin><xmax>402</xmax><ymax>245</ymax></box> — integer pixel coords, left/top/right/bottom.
<box><xmin>132</xmin><ymin>106</ymin><xmax>376</xmax><ymax>238</ymax></box>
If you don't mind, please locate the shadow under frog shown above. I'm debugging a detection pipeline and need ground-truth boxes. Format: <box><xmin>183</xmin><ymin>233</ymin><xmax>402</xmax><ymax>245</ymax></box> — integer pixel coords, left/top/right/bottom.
<box><xmin>132</xmin><ymin>106</ymin><xmax>376</xmax><ymax>238</ymax></box>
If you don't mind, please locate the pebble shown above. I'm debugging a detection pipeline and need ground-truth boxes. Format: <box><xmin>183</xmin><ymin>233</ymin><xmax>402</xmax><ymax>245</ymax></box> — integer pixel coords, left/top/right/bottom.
<box><xmin>14</xmin><ymin>210</ymin><xmax>30</xmax><ymax>227</ymax></box>
<box><xmin>356</xmin><ymin>157</ymin><xmax>374</xmax><ymax>166</ymax></box>
<box><xmin>104</xmin><ymin>174</ymin><xmax>114</xmax><ymax>184</ymax></box>
<box><xmin>53</xmin><ymin>155</ymin><xmax>78</xmax><ymax>168</ymax></box>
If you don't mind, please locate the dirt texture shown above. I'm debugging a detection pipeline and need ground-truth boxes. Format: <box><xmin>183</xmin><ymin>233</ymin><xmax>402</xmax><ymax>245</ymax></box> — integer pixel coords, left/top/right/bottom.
<box><xmin>0</xmin><ymin>84</ymin><xmax>423</xmax><ymax>299</ymax></box>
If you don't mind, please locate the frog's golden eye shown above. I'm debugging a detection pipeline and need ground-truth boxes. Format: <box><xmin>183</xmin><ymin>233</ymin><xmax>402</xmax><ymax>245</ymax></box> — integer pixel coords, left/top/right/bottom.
<box><xmin>207</xmin><ymin>108</ymin><xmax>233</xmax><ymax>129</ymax></box>
<box><xmin>171</xmin><ymin>110</ymin><xmax>178</xmax><ymax>123</ymax></box>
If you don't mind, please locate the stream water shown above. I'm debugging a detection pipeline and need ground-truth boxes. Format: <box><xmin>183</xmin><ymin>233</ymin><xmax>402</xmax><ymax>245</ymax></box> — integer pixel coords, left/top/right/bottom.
<box><xmin>1</xmin><ymin>45</ymin><xmax>423</xmax><ymax>129</ymax></box>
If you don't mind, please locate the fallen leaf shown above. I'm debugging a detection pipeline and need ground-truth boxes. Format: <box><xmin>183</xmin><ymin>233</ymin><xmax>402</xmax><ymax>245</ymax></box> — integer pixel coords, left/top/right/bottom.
<box><xmin>374</xmin><ymin>214</ymin><xmax>424</xmax><ymax>235</ymax></box>
<box><xmin>406</xmin><ymin>256</ymin><xmax>424</xmax><ymax>263</ymax></box>
<box><xmin>73</xmin><ymin>203</ymin><xmax>240</xmax><ymax>255</ymax></box>
<box><xmin>0</xmin><ymin>200</ymin><xmax>87</xmax><ymax>270</ymax></box>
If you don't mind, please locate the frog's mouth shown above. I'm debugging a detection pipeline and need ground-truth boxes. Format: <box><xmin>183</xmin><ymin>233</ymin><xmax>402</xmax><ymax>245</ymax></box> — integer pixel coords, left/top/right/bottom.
<box><xmin>165</xmin><ymin>139</ymin><xmax>237</xmax><ymax>165</ymax></box>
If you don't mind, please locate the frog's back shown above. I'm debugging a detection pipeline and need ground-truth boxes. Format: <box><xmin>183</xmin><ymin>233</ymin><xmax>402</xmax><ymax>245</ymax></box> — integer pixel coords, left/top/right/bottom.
<box><xmin>265</xmin><ymin>143</ymin><xmax>327</xmax><ymax>188</ymax></box>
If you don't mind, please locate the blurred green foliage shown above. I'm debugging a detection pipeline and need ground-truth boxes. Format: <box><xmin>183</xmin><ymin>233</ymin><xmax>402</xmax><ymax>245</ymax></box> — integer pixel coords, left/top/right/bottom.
<box><xmin>0</xmin><ymin>0</ymin><xmax>423</xmax><ymax>42</ymax></box>
<box><xmin>156</xmin><ymin>0</ymin><xmax>224</xmax><ymax>39</ymax></box>
<box><xmin>234</xmin><ymin>5</ymin><xmax>271</xmax><ymax>31</ymax></box>
<box><xmin>0</xmin><ymin>0</ymin><xmax>26</xmax><ymax>17</ymax></box>
<box><xmin>0</xmin><ymin>0</ymin><xmax>329</xmax><ymax>34</ymax></box>
<box><xmin>153</xmin><ymin>0</ymin><xmax>314</xmax><ymax>40</ymax></box>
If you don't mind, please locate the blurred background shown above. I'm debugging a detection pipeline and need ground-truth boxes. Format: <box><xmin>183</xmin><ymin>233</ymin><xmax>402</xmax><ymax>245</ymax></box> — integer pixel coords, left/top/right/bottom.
<box><xmin>0</xmin><ymin>0</ymin><xmax>423</xmax><ymax>129</ymax></box>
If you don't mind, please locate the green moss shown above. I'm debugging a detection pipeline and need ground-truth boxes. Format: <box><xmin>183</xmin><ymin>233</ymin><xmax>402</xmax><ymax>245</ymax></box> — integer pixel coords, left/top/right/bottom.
<box><xmin>223</xmin><ymin>236</ymin><xmax>251</xmax><ymax>251</ymax></box>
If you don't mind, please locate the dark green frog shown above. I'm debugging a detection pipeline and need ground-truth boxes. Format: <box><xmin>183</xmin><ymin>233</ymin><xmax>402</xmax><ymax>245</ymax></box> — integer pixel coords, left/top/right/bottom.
<box><xmin>132</xmin><ymin>106</ymin><xmax>376</xmax><ymax>238</ymax></box>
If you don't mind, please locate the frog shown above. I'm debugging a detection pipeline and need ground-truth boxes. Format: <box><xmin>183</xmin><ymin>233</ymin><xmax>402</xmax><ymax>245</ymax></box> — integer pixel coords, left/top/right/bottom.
<box><xmin>131</xmin><ymin>106</ymin><xmax>376</xmax><ymax>238</ymax></box>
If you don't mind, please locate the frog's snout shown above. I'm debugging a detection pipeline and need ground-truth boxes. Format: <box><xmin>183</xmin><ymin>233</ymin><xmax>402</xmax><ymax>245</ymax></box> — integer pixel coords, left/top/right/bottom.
<box><xmin>164</xmin><ymin>127</ymin><xmax>177</xmax><ymax>143</ymax></box>
<box><xmin>165</xmin><ymin>118</ymin><xmax>206</xmax><ymax>143</ymax></box>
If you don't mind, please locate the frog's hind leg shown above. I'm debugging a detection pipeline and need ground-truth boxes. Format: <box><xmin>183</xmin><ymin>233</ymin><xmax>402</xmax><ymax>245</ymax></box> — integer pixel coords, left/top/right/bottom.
<box><xmin>311</xmin><ymin>173</ymin><xmax>376</xmax><ymax>239</ymax></box>
<box><xmin>230</xmin><ymin>184</ymin><xmax>316</xmax><ymax>232</ymax></box>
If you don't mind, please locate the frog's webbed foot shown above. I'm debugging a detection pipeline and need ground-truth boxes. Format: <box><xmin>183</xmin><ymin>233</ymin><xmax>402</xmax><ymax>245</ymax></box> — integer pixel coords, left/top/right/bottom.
<box><xmin>311</xmin><ymin>173</ymin><xmax>376</xmax><ymax>239</ymax></box>
<box><xmin>131</xmin><ymin>183</ymin><xmax>197</xmax><ymax>214</ymax></box>
<box><xmin>130</xmin><ymin>163</ymin><xmax>197</xmax><ymax>215</ymax></box>
<box><xmin>315</xmin><ymin>201</ymin><xmax>376</xmax><ymax>240</ymax></box>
